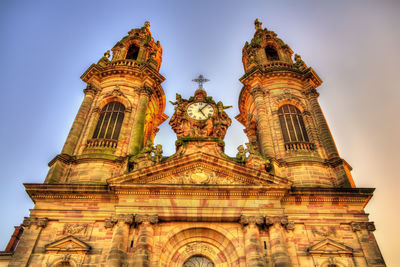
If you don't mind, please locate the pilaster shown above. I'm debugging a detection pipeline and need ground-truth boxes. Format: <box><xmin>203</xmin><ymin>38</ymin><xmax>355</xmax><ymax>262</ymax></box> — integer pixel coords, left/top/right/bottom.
<box><xmin>265</xmin><ymin>216</ymin><xmax>292</xmax><ymax>267</ymax></box>
<box><xmin>250</xmin><ymin>86</ymin><xmax>274</xmax><ymax>158</ymax></box>
<box><xmin>351</xmin><ymin>222</ymin><xmax>386</xmax><ymax>267</ymax></box>
<box><xmin>62</xmin><ymin>84</ymin><xmax>98</xmax><ymax>155</ymax></box>
<box><xmin>8</xmin><ymin>217</ymin><xmax>48</xmax><ymax>267</ymax></box>
<box><xmin>132</xmin><ymin>214</ymin><xmax>158</xmax><ymax>267</ymax></box>
<box><xmin>129</xmin><ymin>85</ymin><xmax>154</xmax><ymax>156</ymax></box>
<box><xmin>106</xmin><ymin>214</ymin><xmax>134</xmax><ymax>267</ymax></box>
<box><xmin>240</xmin><ymin>215</ymin><xmax>267</xmax><ymax>267</ymax></box>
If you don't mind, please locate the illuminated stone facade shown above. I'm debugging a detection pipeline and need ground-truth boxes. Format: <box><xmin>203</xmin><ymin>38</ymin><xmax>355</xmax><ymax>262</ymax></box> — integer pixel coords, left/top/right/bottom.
<box><xmin>0</xmin><ymin>20</ymin><xmax>385</xmax><ymax>267</ymax></box>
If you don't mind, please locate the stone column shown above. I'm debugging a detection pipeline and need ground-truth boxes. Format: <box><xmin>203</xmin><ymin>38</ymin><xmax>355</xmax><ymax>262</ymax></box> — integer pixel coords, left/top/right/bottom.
<box><xmin>351</xmin><ymin>222</ymin><xmax>386</xmax><ymax>267</ymax></box>
<box><xmin>266</xmin><ymin>216</ymin><xmax>292</xmax><ymax>267</ymax></box>
<box><xmin>129</xmin><ymin>86</ymin><xmax>153</xmax><ymax>156</ymax></box>
<box><xmin>132</xmin><ymin>214</ymin><xmax>158</xmax><ymax>267</ymax></box>
<box><xmin>8</xmin><ymin>217</ymin><xmax>48</xmax><ymax>267</ymax></box>
<box><xmin>240</xmin><ymin>215</ymin><xmax>267</xmax><ymax>267</ymax></box>
<box><xmin>62</xmin><ymin>84</ymin><xmax>97</xmax><ymax>155</ymax></box>
<box><xmin>303</xmin><ymin>88</ymin><xmax>338</xmax><ymax>159</ymax></box>
<box><xmin>250</xmin><ymin>87</ymin><xmax>274</xmax><ymax>158</ymax></box>
<box><xmin>106</xmin><ymin>214</ymin><xmax>134</xmax><ymax>267</ymax></box>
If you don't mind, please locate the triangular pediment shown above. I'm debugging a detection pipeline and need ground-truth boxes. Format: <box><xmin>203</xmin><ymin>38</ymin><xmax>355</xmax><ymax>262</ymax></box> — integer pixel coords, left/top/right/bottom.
<box><xmin>107</xmin><ymin>152</ymin><xmax>290</xmax><ymax>187</ymax></box>
<box><xmin>45</xmin><ymin>235</ymin><xmax>91</xmax><ymax>253</ymax></box>
<box><xmin>307</xmin><ymin>238</ymin><xmax>353</xmax><ymax>255</ymax></box>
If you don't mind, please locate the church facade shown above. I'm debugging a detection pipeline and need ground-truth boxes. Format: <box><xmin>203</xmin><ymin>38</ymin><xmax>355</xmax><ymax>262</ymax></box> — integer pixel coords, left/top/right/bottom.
<box><xmin>0</xmin><ymin>20</ymin><xmax>385</xmax><ymax>267</ymax></box>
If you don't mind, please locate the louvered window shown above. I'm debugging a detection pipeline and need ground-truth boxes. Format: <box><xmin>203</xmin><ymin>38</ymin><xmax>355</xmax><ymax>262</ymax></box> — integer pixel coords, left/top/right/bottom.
<box><xmin>92</xmin><ymin>102</ymin><xmax>125</xmax><ymax>140</ymax></box>
<box><xmin>278</xmin><ymin>104</ymin><xmax>309</xmax><ymax>143</ymax></box>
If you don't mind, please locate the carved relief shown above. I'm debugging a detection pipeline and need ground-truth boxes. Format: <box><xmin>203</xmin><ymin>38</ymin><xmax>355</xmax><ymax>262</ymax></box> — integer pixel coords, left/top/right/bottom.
<box><xmin>63</xmin><ymin>224</ymin><xmax>88</xmax><ymax>235</ymax></box>
<box><xmin>184</xmin><ymin>242</ymin><xmax>216</xmax><ymax>255</ymax></box>
<box><xmin>311</xmin><ymin>226</ymin><xmax>337</xmax><ymax>238</ymax></box>
<box><xmin>154</xmin><ymin>168</ymin><xmax>249</xmax><ymax>185</ymax></box>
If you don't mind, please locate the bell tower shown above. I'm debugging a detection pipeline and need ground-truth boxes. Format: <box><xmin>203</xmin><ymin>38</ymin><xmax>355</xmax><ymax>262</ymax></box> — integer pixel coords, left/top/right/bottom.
<box><xmin>236</xmin><ymin>19</ymin><xmax>354</xmax><ymax>188</ymax></box>
<box><xmin>45</xmin><ymin>22</ymin><xmax>168</xmax><ymax>184</ymax></box>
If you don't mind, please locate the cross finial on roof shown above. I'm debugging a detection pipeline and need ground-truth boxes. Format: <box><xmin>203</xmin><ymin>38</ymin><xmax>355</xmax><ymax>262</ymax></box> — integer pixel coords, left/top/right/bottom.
<box><xmin>192</xmin><ymin>74</ymin><xmax>209</xmax><ymax>89</ymax></box>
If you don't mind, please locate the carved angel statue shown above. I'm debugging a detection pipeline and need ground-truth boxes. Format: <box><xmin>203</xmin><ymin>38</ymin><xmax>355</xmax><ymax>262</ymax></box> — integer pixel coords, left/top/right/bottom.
<box><xmin>236</xmin><ymin>145</ymin><xmax>247</xmax><ymax>163</ymax></box>
<box><xmin>153</xmin><ymin>144</ymin><xmax>163</xmax><ymax>163</ymax></box>
<box><xmin>169</xmin><ymin>93</ymin><xmax>183</xmax><ymax>105</ymax></box>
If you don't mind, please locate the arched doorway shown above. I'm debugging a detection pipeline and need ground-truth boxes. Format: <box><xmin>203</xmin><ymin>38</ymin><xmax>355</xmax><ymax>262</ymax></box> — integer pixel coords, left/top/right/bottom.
<box><xmin>183</xmin><ymin>255</ymin><xmax>215</xmax><ymax>267</ymax></box>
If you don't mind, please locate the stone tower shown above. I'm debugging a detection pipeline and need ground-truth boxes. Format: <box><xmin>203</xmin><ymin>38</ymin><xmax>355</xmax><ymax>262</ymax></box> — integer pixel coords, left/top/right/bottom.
<box><xmin>0</xmin><ymin>20</ymin><xmax>386</xmax><ymax>267</ymax></box>
<box><xmin>45</xmin><ymin>21</ymin><xmax>168</xmax><ymax>184</ymax></box>
<box><xmin>236</xmin><ymin>19</ymin><xmax>354</xmax><ymax>188</ymax></box>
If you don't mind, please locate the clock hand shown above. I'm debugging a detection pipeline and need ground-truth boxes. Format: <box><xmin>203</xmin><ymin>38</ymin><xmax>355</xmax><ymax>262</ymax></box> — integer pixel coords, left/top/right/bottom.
<box><xmin>200</xmin><ymin>103</ymin><xmax>209</xmax><ymax>111</ymax></box>
<box><xmin>198</xmin><ymin>108</ymin><xmax>206</xmax><ymax>117</ymax></box>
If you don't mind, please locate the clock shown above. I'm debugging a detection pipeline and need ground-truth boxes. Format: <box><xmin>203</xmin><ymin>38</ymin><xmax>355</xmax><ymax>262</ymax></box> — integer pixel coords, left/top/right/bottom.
<box><xmin>187</xmin><ymin>102</ymin><xmax>214</xmax><ymax>120</ymax></box>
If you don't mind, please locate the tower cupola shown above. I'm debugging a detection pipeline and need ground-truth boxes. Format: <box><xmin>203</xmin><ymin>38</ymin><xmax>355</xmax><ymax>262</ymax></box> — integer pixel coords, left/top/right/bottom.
<box><xmin>110</xmin><ymin>21</ymin><xmax>162</xmax><ymax>71</ymax></box>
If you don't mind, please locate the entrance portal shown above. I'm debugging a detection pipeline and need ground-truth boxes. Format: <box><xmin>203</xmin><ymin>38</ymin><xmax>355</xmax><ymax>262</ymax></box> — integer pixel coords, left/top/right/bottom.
<box><xmin>183</xmin><ymin>256</ymin><xmax>215</xmax><ymax>267</ymax></box>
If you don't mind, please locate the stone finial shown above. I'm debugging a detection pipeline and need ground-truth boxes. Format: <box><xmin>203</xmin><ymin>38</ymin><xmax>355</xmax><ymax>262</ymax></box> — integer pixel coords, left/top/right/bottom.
<box><xmin>254</xmin><ymin>18</ymin><xmax>263</xmax><ymax>31</ymax></box>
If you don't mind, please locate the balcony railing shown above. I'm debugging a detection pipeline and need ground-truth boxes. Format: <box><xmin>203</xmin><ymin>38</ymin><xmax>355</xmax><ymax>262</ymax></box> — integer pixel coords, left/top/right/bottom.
<box><xmin>262</xmin><ymin>61</ymin><xmax>294</xmax><ymax>71</ymax></box>
<box><xmin>109</xmin><ymin>60</ymin><xmax>144</xmax><ymax>68</ymax></box>
<box><xmin>86</xmin><ymin>138</ymin><xmax>118</xmax><ymax>149</ymax></box>
<box><xmin>284</xmin><ymin>141</ymin><xmax>314</xmax><ymax>151</ymax></box>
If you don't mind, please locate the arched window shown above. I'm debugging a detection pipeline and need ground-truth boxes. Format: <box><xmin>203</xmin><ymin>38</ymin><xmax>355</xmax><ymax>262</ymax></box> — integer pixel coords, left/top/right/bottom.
<box><xmin>278</xmin><ymin>104</ymin><xmax>309</xmax><ymax>143</ymax></box>
<box><xmin>265</xmin><ymin>46</ymin><xmax>279</xmax><ymax>61</ymax></box>
<box><xmin>183</xmin><ymin>256</ymin><xmax>215</xmax><ymax>267</ymax></box>
<box><xmin>54</xmin><ymin>262</ymin><xmax>71</xmax><ymax>267</ymax></box>
<box><xmin>92</xmin><ymin>102</ymin><xmax>125</xmax><ymax>140</ymax></box>
<box><xmin>126</xmin><ymin>44</ymin><xmax>139</xmax><ymax>60</ymax></box>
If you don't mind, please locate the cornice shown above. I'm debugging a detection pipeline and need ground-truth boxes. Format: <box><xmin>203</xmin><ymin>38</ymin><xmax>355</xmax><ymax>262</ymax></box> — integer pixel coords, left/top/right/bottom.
<box><xmin>80</xmin><ymin>61</ymin><xmax>165</xmax><ymax>85</ymax></box>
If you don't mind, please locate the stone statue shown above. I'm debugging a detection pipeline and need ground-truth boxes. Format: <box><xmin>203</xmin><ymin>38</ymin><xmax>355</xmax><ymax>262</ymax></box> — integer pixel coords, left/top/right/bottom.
<box><xmin>153</xmin><ymin>144</ymin><xmax>163</xmax><ymax>163</ymax></box>
<box><xmin>236</xmin><ymin>145</ymin><xmax>247</xmax><ymax>163</ymax></box>
<box><xmin>169</xmin><ymin>93</ymin><xmax>183</xmax><ymax>105</ymax></box>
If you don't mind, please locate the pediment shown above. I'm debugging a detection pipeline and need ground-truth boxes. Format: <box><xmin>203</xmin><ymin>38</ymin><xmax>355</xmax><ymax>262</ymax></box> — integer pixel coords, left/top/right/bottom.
<box><xmin>45</xmin><ymin>235</ymin><xmax>91</xmax><ymax>253</ymax></box>
<box><xmin>307</xmin><ymin>238</ymin><xmax>353</xmax><ymax>255</ymax></box>
<box><xmin>108</xmin><ymin>152</ymin><xmax>290</xmax><ymax>187</ymax></box>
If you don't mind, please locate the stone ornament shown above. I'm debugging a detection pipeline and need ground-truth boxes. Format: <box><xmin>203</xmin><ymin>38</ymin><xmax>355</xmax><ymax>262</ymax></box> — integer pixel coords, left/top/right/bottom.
<box><xmin>265</xmin><ymin>216</ymin><xmax>289</xmax><ymax>227</ymax></box>
<box><xmin>135</xmin><ymin>214</ymin><xmax>158</xmax><ymax>225</ymax></box>
<box><xmin>129</xmin><ymin>139</ymin><xmax>163</xmax><ymax>171</ymax></box>
<box><xmin>169</xmin><ymin>90</ymin><xmax>232</xmax><ymax>139</ymax></box>
<box><xmin>351</xmin><ymin>221</ymin><xmax>376</xmax><ymax>232</ymax></box>
<box><xmin>104</xmin><ymin>217</ymin><xmax>118</xmax><ymax>229</ymax></box>
<box><xmin>63</xmin><ymin>224</ymin><xmax>88</xmax><ymax>235</ymax></box>
<box><xmin>184</xmin><ymin>242</ymin><xmax>216</xmax><ymax>256</ymax></box>
<box><xmin>311</xmin><ymin>226</ymin><xmax>336</xmax><ymax>237</ymax></box>
<box><xmin>240</xmin><ymin>215</ymin><xmax>264</xmax><ymax>226</ymax></box>
<box><xmin>22</xmin><ymin>217</ymin><xmax>48</xmax><ymax>228</ymax></box>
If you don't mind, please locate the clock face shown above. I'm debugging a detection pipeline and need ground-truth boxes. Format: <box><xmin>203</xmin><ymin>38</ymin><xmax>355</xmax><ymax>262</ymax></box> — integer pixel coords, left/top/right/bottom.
<box><xmin>187</xmin><ymin>102</ymin><xmax>214</xmax><ymax>120</ymax></box>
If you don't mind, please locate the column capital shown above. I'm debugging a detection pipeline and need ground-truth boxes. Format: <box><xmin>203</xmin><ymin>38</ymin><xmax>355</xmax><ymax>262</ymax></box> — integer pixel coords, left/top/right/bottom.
<box><xmin>135</xmin><ymin>214</ymin><xmax>158</xmax><ymax>225</ymax></box>
<box><xmin>83</xmin><ymin>83</ymin><xmax>99</xmax><ymax>96</ymax></box>
<box><xmin>351</xmin><ymin>221</ymin><xmax>376</xmax><ymax>232</ymax></box>
<box><xmin>302</xmin><ymin>87</ymin><xmax>319</xmax><ymax>98</ymax></box>
<box><xmin>249</xmin><ymin>86</ymin><xmax>265</xmax><ymax>98</ymax></box>
<box><xmin>265</xmin><ymin>216</ymin><xmax>290</xmax><ymax>228</ymax></box>
<box><xmin>139</xmin><ymin>85</ymin><xmax>154</xmax><ymax>97</ymax></box>
<box><xmin>239</xmin><ymin>215</ymin><xmax>264</xmax><ymax>226</ymax></box>
<box><xmin>22</xmin><ymin>217</ymin><xmax>48</xmax><ymax>228</ymax></box>
<box><xmin>104</xmin><ymin>217</ymin><xmax>118</xmax><ymax>229</ymax></box>
<box><xmin>116</xmin><ymin>214</ymin><xmax>135</xmax><ymax>225</ymax></box>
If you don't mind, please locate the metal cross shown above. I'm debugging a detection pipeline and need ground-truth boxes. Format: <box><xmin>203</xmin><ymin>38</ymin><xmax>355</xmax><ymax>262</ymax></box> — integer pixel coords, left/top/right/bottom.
<box><xmin>192</xmin><ymin>74</ymin><xmax>209</xmax><ymax>89</ymax></box>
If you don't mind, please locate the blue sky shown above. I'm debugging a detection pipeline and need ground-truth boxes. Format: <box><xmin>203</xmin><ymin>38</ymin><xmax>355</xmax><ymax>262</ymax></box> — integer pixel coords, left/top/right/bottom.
<box><xmin>0</xmin><ymin>0</ymin><xmax>399</xmax><ymax>264</ymax></box>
